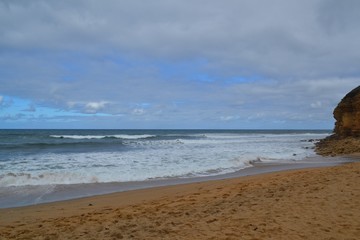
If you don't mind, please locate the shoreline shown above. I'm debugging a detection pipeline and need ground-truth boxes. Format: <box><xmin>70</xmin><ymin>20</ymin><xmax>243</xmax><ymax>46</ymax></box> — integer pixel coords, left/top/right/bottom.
<box><xmin>1</xmin><ymin>160</ymin><xmax>360</xmax><ymax>239</ymax></box>
<box><xmin>1</xmin><ymin>155</ymin><xmax>357</xmax><ymax>209</ymax></box>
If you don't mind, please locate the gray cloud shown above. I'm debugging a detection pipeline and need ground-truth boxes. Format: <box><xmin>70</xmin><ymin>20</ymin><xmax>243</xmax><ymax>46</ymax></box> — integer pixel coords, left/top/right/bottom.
<box><xmin>2</xmin><ymin>0</ymin><xmax>359</xmax><ymax>77</ymax></box>
<box><xmin>0</xmin><ymin>0</ymin><xmax>359</xmax><ymax>128</ymax></box>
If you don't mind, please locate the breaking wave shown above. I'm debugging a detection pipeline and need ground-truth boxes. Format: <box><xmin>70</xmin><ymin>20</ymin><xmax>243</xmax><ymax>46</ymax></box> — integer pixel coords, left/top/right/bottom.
<box><xmin>50</xmin><ymin>134</ymin><xmax>156</xmax><ymax>140</ymax></box>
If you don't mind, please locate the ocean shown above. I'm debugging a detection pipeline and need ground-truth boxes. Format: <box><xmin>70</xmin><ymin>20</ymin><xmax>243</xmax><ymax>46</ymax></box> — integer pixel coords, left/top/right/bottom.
<box><xmin>0</xmin><ymin>129</ymin><xmax>331</xmax><ymax>208</ymax></box>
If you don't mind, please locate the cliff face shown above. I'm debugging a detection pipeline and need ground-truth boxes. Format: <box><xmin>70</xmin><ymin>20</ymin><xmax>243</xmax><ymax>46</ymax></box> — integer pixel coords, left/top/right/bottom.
<box><xmin>316</xmin><ymin>86</ymin><xmax>360</xmax><ymax>156</ymax></box>
<box><xmin>334</xmin><ymin>86</ymin><xmax>360</xmax><ymax>137</ymax></box>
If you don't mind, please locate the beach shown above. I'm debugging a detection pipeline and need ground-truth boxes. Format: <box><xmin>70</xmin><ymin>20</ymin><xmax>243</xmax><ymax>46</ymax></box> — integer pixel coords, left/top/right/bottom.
<box><xmin>1</xmin><ymin>161</ymin><xmax>360</xmax><ymax>240</ymax></box>
<box><xmin>2</xmin><ymin>1</ymin><xmax>360</xmax><ymax>239</ymax></box>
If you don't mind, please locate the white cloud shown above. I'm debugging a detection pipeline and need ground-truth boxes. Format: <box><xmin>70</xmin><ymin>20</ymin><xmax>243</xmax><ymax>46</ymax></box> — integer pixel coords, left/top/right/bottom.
<box><xmin>220</xmin><ymin>116</ymin><xmax>240</xmax><ymax>121</ymax></box>
<box><xmin>0</xmin><ymin>95</ymin><xmax>14</xmax><ymax>108</ymax></box>
<box><xmin>132</xmin><ymin>108</ymin><xmax>145</xmax><ymax>115</ymax></box>
<box><xmin>84</xmin><ymin>101</ymin><xmax>108</xmax><ymax>113</ymax></box>
<box><xmin>66</xmin><ymin>101</ymin><xmax>109</xmax><ymax>114</ymax></box>
<box><xmin>310</xmin><ymin>101</ymin><xmax>322</xmax><ymax>109</ymax></box>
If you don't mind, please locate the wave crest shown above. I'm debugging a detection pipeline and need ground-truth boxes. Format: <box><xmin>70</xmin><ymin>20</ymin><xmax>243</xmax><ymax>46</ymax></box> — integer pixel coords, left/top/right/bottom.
<box><xmin>50</xmin><ymin>134</ymin><xmax>156</xmax><ymax>140</ymax></box>
<box><xmin>0</xmin><ymin>172</ymin><xmax>100</xmax><ymax>187</ymax></box>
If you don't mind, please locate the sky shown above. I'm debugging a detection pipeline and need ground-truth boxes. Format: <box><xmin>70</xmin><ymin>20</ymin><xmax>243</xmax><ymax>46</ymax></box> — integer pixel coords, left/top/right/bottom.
<box><xmin>1</xmin><ymin>0</ymin><xmax>360</xmax><ymax>129</ymax></box>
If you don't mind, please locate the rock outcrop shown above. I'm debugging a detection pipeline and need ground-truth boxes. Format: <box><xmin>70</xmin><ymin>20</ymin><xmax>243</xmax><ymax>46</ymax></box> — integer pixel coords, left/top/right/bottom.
<box><xmin>316</xmin><ymin>86</ymin><xmax>360</xmax><ymax>156</ymax></box>
<box><xmin>333</xmin><ymin>86</ymin><xmax>360</xmax><ymax>137</ymax></box>
<box><xmin>316</xmin><ymin>136</ymin><xmax>360</xmax><ymax>156</ymax></box>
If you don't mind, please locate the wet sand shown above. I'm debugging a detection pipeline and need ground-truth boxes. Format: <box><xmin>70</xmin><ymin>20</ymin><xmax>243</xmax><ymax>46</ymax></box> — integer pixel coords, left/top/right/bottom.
<box><xmin>1</xmin><ymin>162</ymin><xmax>360</xmax><ymax>239</ymax></box>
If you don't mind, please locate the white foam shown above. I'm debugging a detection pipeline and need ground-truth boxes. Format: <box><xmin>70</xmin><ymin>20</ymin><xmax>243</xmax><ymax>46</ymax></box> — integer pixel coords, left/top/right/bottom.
<box><xmin>0</xmin><ymin>172</ymin><xmax>100</xmax><ymax>187</ymax></box>
<box><xmin>112</xmin><ymin>134</ymin><xmax>156</xmax><ymax>139</ymax></box>
<box><xmin>50</xmin><ymin>134</ymin><xmax>156</xmax><ymax>140</ymax></box>
<box><xmin>1</xmin><ymin>132</ymin><xmax>326</xmax><ymax>187</ymax></box>
<box><xmin>50</xmin><ymin>135</ymin><xmax>103</xmax><ymax>139</ymax></box>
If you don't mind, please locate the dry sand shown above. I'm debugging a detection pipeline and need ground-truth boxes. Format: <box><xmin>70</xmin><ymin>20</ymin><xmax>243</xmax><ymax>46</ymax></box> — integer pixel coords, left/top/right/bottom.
<box><xmin>1</xmin><ymin>162</ymin><xmax>360</xmax><ymax>240</ymax></box>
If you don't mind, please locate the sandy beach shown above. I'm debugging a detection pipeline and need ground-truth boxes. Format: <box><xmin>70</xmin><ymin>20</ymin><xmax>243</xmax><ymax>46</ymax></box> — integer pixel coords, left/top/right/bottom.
<box><xmin>0</xmin><ymin>162</ymin><xmax>359</xmax><ymax>240</ymax></box>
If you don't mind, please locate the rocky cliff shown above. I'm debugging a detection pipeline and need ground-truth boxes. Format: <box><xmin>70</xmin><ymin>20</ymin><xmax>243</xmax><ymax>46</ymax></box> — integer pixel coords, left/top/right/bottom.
<box><xmin>334</xmin><ymin>86</ymin><xmax>360</xmax><ymax>137</ymax></box>
<box><xmin>316</xmin><ymin>86</ymin><xmax>360</xmax><ymax>156</ymax></box>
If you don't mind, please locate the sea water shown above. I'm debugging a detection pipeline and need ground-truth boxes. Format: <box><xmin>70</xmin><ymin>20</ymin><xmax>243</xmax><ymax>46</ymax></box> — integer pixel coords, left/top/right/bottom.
<box><xmin>0</xmin><ymin>129</ymin><xmax>330</xmax><ymax>207</ymax></box>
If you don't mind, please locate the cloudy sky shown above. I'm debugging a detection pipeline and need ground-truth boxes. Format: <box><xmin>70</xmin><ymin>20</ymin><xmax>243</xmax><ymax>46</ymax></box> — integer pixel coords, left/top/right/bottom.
<box><xmin>1</xmin><ymin>0</ymin><xmax>359</xmax><ymax>129</ymax></box>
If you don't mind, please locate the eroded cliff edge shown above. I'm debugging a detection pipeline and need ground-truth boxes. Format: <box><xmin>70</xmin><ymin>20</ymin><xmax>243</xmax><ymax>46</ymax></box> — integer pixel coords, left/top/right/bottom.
<box><xmin>316</xmin><ymin>86</ymin><xmax>360</xmax><ymax>156</ymax></box>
